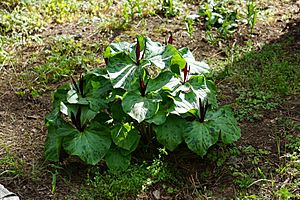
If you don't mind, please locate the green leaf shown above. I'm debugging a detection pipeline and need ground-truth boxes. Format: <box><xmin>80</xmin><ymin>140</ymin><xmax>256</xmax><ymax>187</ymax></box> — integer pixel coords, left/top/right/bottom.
<box><xmin>154</xmin><ymin>115</ymin><xmax>187</xmax><ymax>151</ymax></box>
<box><xmin>106</xmin><ymin>41</ymin><xmax>132</xmax><ymax>56</ymax></box>
<box><xmin>179</xmin><ymin>47</ymin><xmax>210</xmax><ymax>74</ymax></box>
<box><xmin>143</xmin><ymin>37</ymin><xmax>164</xmax><ymax>59</ymax></box>
<box><xmin>169</xmin><ymin>75</ymin><xmax>217</xmax><ymax>116</ymax></box>
<box><xmin>146</xmin><ymin>109</ymin><xmax>167</xmax><ymax>125</ymax></box>
<box><xmin>63</xmin><ymin>125</ymin><xmax>112</xmax><ymax>165</ymax></box>
<box><xmin>105</xmin><ymin>147</ymin><xmax>131</xmax><ymax>171</ymax></box>
<box><xmin>111</xmin><ymin>123</ymin><xmax>140</xmax><ymax>152</ymax></box>
<box><xmin>77</xmin><ymin>106</ymin><xmax>98</xmax><ymax>126</ymax></box>
<box><xmin>106</xmin><ymin>52</ymin><xmax>141</xmax><ymax>89</ymax></box>
<box><xmin>44</xmin><ymin>116</ymin><xmax>76</xmax><ymax>161</ymax></box>
<box><xmin>146</xmin><ymin>71</ymin><xmax>173</xmax><ymax>93</ymax></box>
<box><xmin>85</xmin><ymin>74</ymin><xmax>112</xmax><ymax>111</ymax></box>
<box><xmin>60</xmin><ymin>104</ymin><xmax>97</xmax><ymax>127</ymax></box>
<box><xmin>163</xmin><ymin>77</ymin><xmax>181</xmax><ymax>91</ymax></box>
<box><xmin>67</xmin><ymin>89</ymin><xmax>89</xmax><ymax>105</ymax></box>
<box><xmin>45</xmin><ymin>108</ymin><xmax>60</xmax><ymax>126</ymax></box>
<box><xmin>184</xmin><ymin>121</ymin><xmax>219</xmax><ymax>157</ymax></box>
<box><xmin>110</xmin><ymin>100</ymin><xmax>128</xmax><ymax>122</ymax></box>
<box><xmin>51</xmin><ymin>84</ymin><xmax>70</xmax><ymax>108</ymax></box>
<box><xmin>189</xmin><ymin>75</ymin><xmax>218</xmax><ymax>109</ymax></box>
<box><xmin>207</xmin><ymin>106</ymin><xmax>241</xmax><ymax>144</ymax></box>
<box><xmin>163</xmin><ymin>45</ymin><xmax>186</xmax><ymax>73</ymax></box>
<box><xmin>105</xmin><ymin>36</ymin><xmax>186</xmax><ymax>89</ymax></box>
<box><xmin>122</xmin><ymin>92</ymin><xmax>161</xmax><ymax>123</ymax></box>
<box><xmin>67</xmin><ymin>73</ymin><xmax>111</xmax><ymax>111</ymax></box>
<box><xmin>44</xmin><ymin>125</ymin><xmax>63</xmax><ymax>162</ymax></box>
<box><xmin>171</xmin><ymin>88</ymin><xmax>199</xmax><ymax>115</ymax></box>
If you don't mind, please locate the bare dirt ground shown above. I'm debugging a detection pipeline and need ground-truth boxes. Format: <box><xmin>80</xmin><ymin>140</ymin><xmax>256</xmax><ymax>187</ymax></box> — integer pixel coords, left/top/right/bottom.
<box><xmin>0</xmin><ymin>1</ymin><xmax>299</xmax><ymax>199</ymax></box>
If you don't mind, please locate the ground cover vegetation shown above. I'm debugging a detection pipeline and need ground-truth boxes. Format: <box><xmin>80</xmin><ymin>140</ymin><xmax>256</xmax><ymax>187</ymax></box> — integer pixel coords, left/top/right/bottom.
<box><xmin>0</xmin><ymin>0</ymin><xmax>299</xmax><ymax>199</ymax></box>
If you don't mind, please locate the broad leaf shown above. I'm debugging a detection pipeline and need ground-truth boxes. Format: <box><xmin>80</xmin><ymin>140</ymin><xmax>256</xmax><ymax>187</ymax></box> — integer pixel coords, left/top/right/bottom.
<box><xmin>105</xmin><ymin>42</ymin><xmax>132</xmax><ymax>56</ymax></box>
<box><xmin>60</xmin><ymin>104</ymin><xmax>97</xmax><ymax>127</ymax></box>
<box><xmin>44</xmin><ymin>125</ymin><xmax>63</xmax><ymax>162</ymax></box>
<box><xmin>52</xmin><ymin>85</ymin><xmax>70</xmax><ymax>107</ymax></box>
<box><xmin>146</xmin><ymin>109</ymin><xmax>167</xmax><ymax>125</ymax></box>
<box><xmin>122</xmin><ymin>92</ymin><xmax>161</xmax><ymax>123</ymax></box>
<box><xmin>154</xmin><ymin>115</ymin><xmax>187</xmax><ymax>151</ymax></box>
<box><xmin>105</xmin><ymin>36</ymin><xmax>186</xmax><ymax>89</ymax></box>
<box><xmin>170</xmin><ymin>75</ymin><xmax>217</xmax><ymax>116</ymax></box>
<box><xmin>171</xmin><ymin>89</ymin><xmax>198</xmax><ymax>115</ymax></box>
<box><xmin>179</xmin><ymin>47</ymin><xmax>210</xmax><ymax>74</ymax></box>
<box><xmin>44</xmin><ymin>116</ymin><xmax>75</xmax><ymax>161</ymax></box>
<box><xmin>189</xmin><ymin>75</ymin><xmax>217</xmax><ymax>109</ymax></box>
<box><xmin>163</xmin><ymin>77</ymin><xmax>181</xmax><ymax>91</ymax></box>
<box><xmin>206</xmin><ymin>106</ymin><xmax>241</xmax><ymax>144</ymax></box>
<box><xmin>84</xmin><ymin>74</ymin><xmax>112</xmax><ymax>111</ymax></box>
<box><xmin>45</xmin><ymin>109</ymin><xmax>61</xmax><ymax>126</ymax></box>
<box><xmin>111</xmin><ymin>123</ymin><xmax>140</xmax><ymax>152</ymax></box>
<box><xmin>184</xmin><ymin>121</ymin><xmax>219</xmax><ymax>157</ymax></box>
<box><xmin>105</xmin><ymin>147</ymin><xmax>131</xmax><ymax>171</ymax></box>
<box><xmin>110</xmin><ymin>100</ymin><xmax>128</xmax><ymax>122</ymax></box>
<box><xmin>146</xmin><ymin>71</ymin><xmax>173</xmax><ymax>93</ymax></box>
<box><xmin>106</xmin><ymin>52</ymin><xmax>142</xmax><ymax>89</ymax></box>
<box><xmin>63</xmin><ymin>125</ymin><xmax>112</xmax><ymax>165</ymax></box>
<box><xmin>67</xmin><ymin>73</ymin><xmax>112</xmax><ymax>111</ymax></box>
<box><xmin>163</xmin><ymin>45</ymin><xmax>186</xmax><ymax>73</ymax></box>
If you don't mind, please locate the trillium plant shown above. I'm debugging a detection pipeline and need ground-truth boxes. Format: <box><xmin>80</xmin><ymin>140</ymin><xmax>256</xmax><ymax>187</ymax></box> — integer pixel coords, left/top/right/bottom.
<box><xmin>44</xmin><ymin>35</ymin><xmax>240</xmax><ymax>171</ymax></box>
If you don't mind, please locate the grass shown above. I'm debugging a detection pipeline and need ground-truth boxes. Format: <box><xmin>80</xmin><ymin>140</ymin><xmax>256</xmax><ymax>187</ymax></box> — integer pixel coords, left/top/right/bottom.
<box><xmin>1</xmin><ymin>0</ymin><xmax>187</xmax><ymax>96</ymax></box>
<box><xmin>211</xmin><ymin>37</ymin><xmax>300</xmax><ymax>122</ymax></box>
<box><xmin>0</xmin><ymin>145</ymin><xmax>25</xmax><ymax>179</ymax></box>
<box><xmin>79</xmin><ymin>155</ymin><xmax>179</xmax><ymax>199</ymax></box>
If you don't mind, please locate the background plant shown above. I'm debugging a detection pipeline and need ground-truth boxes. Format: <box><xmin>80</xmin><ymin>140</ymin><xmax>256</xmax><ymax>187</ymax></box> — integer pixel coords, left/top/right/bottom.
<box><xmin>246</xmin><ymin>0</ymin><xmax>258</xmax><ymax>32</ymax></box>
<box><xmin>198</xmin><ymin>0</ymin><xmax>239</xmax><ymax>38</ymax></box>
<box><xmin>159</xmin><ymin>0</ymin><xmax>181</xmax><ymax>17</ymax></box>
<box><xmin>195</xmin><ymin>0</ymin><xmax>258</xmax><ymax>41</ymax></box>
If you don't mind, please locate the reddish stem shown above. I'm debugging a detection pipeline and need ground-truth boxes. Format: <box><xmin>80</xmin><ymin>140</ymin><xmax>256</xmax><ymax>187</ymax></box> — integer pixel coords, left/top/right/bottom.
<box><xmin>167</xmin><ymin>32</ymin><xmax>173</xmax><ymax>44</ymax></box>
<box><xmin>183</xmin><ymin>63</ymin><xmax>190</xmax><ymax>83</ymax></box>
<box><xmin>136</xmin><ymin>38</ymin><xmax>140</xmax><ymax>65</ymax></box>
<box><xmin>139</xmin><ymin>77</ymin><xmax>146</xmax><ymax>96</ymax></box>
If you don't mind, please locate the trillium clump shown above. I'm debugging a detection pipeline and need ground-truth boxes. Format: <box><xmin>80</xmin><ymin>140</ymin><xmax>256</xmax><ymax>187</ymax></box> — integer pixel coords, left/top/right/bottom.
<box><xmin>44</xmin><ymin>35</ymin><xmax>240</xmax><ymax>171</ymax></box>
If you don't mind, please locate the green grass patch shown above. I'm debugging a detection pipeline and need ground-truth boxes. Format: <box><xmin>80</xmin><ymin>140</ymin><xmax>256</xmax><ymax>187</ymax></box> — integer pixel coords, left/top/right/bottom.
<box><xmin>0</xmin><ymin>146</ymin><xmax>25</xmax><ymax>178</ymax></box>
<box><xmin>213</xmin><ymin>38</ymin><xmax>300</xmax><ymax>121</ymax></box>
<box><xmin>79</xmin><ymin>159</ymin><xmax>178</xmax><ymax>199</ymax></box>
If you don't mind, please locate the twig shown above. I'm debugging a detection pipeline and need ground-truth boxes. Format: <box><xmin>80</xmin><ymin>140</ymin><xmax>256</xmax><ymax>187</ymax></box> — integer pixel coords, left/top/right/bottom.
<box><xmin>247</xmin><ymin>179</ymin><xmax>273</xmax><ymax>188</ymax></box>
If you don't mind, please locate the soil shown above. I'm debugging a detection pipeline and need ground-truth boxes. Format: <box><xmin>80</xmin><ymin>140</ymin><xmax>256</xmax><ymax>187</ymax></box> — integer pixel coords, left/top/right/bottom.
<box><xmin>0</xmin><ymin>1</ymin><xmax>299</xmax><ymax>199</ymax></box>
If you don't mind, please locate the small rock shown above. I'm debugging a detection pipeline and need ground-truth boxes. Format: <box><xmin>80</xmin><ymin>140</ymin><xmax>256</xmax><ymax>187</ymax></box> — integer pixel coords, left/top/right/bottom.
<box><xmin>152</xmin><ymin>189</ymin><xmax>161</xmax><ymax>200</ymax></box>
<box><xmin>0</xmin><ymin>184</ymin><xmax>20</xmax><ymax>200</ymax></box>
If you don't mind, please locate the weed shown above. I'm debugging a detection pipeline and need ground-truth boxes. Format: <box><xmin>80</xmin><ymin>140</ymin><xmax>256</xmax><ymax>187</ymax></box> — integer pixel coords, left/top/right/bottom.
<box><xmin>184</xmin><ymin>14</ymin><xmax>196</xmax><ymax>38</ymax></box>
<box><xmin>207</xmin><ymin>144</ymin><xmax>240</xmax><ymax>167</ymax></box>
<box><xmin>235</xmin><ymin>90</ymin><xmax>278</xmax><ymax>121</ymax></box>
<box><xmin>80</xmin><ymin>157</ymin><xmax>176</xmax><ymax>199</ymax></box>
<box><xmin>198</xmin><ymin>0</ymin><xmax>239</xmax><ymax>39</ymax></box>
<box><xmin>25</xmin><ymin>35</ymin><xmax>101</xmax><ymax>93</ymax></box>
<box><xmin>196</xmin><ymin>0</ymin><xmax>259</xmax><ymax>42</ymax></box>
<box><xmin>246</xmin><ymin>0</ymin><xmax>258</xmax><ymax>32</ymax></box>
<box><xmin>275</xmin><ymin>187</ymin><xmax>295</xmax><ymax>200</ymax></box>
<box><xmin>232</xmin><ymin>171</ymin><xmax>254</xmax><ymax>189</ymax></box>
<box><xmin>160</xmin><ymin>0</ymin><xmax>181</xmax><ymax>17</ymax></box>
<box><xmin>0</xmin><ymin>146</ymin><xmax>24</xmax><ymax>178</ymax></box>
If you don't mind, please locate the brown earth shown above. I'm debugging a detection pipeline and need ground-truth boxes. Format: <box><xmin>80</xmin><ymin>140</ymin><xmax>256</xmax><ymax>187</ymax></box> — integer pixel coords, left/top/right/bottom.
<box><xmin>0</xmin><ymin>0</ymin><xmax>299</xmax><ymax>199</ymax></box>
